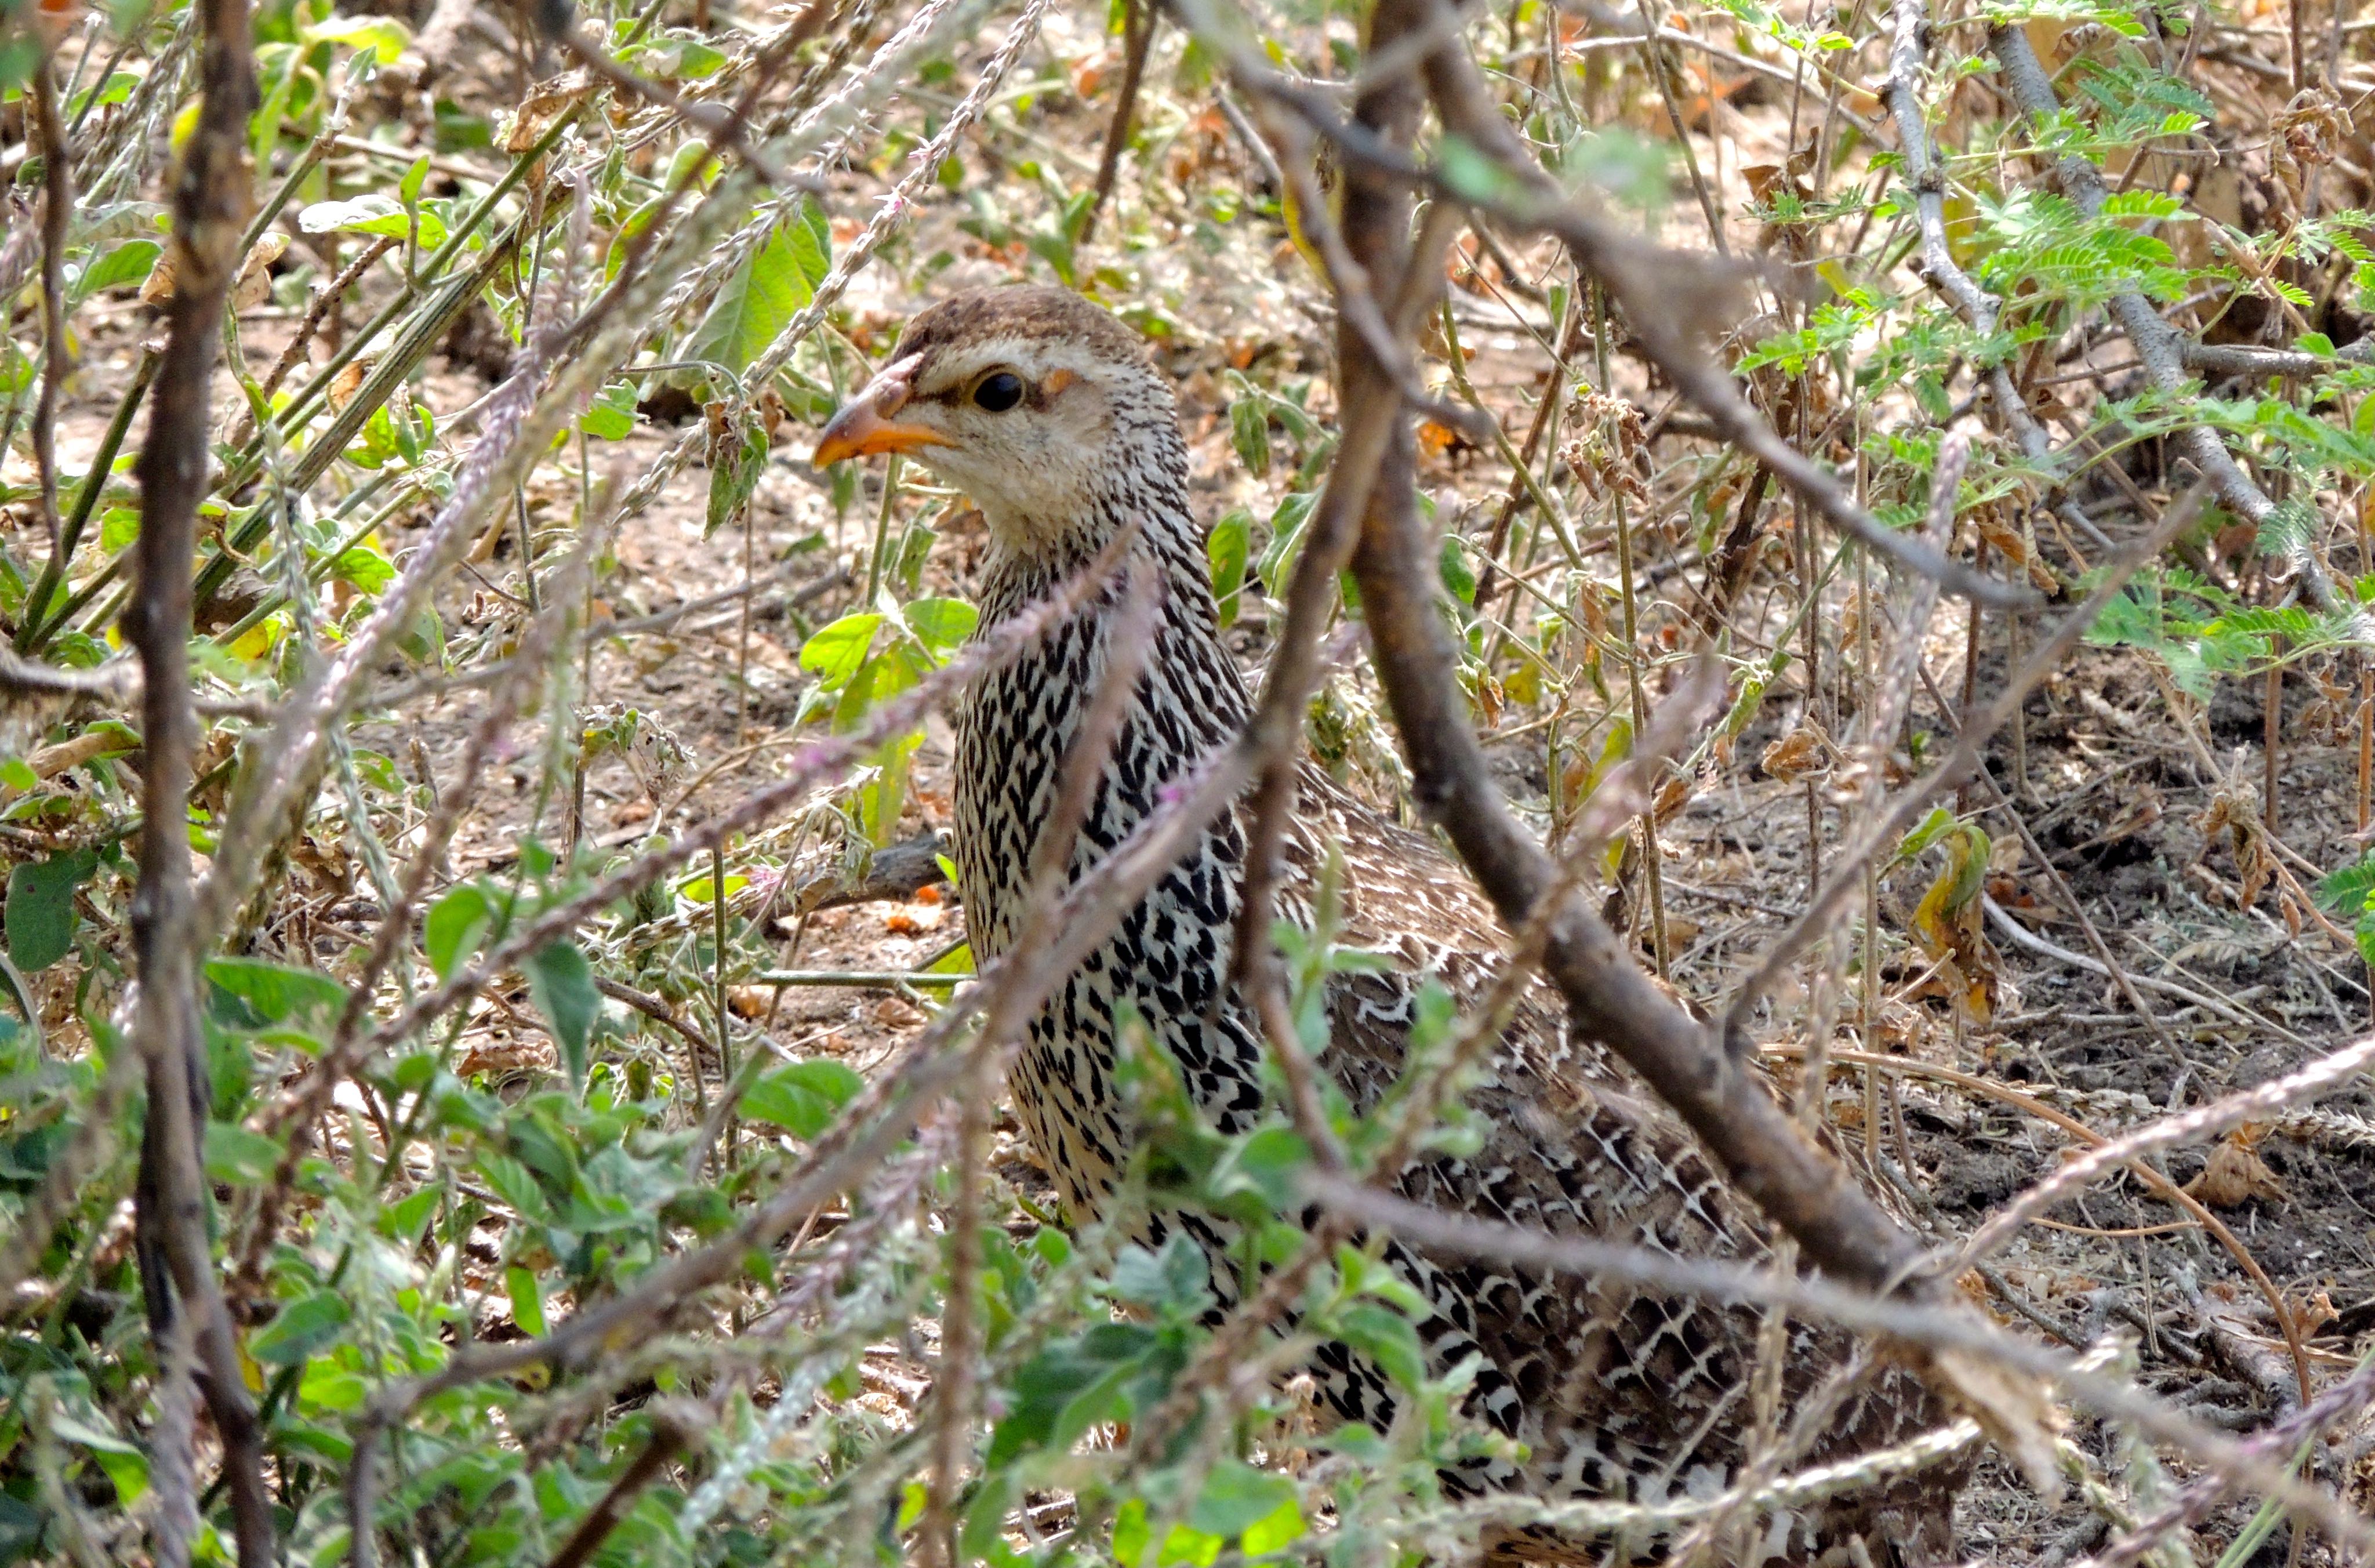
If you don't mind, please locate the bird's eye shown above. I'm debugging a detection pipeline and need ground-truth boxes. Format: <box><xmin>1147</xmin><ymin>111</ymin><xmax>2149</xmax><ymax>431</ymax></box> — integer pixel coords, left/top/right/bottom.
<box><xmin>974</xmin><ymin>372</ymin><xmax>1025</xmax><ymax>412</ymax></box>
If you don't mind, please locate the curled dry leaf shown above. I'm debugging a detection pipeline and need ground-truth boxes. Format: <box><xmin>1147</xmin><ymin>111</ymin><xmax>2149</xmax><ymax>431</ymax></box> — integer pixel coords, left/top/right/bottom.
<box><xmin>1759</xmin><ymin>726</ymin><xmax>1829</xmax><ymax>783</ymax></box>
<box><xmin>2185</xmin><ymin>1126</ymin><xmax>2287</xmax><ymax>1208</ymax></box>
<box><xmin>329</xmin><ymin>355</ymin><xmax>376</xmax><ymax>412</ymax></box>
<box><xmin>232</xmin><ymin>233</ymin><xmax>289</xmax><ymax>313</ymax></box>
<box><xmin>1929</xmin><ymin>1345</ymin><xmax>2065</xmax><ymax>1500</ymax></box>
<box><xmin>503</xmin><ymin>71</ymin><xmax>592</xmax><ymax>153</ymax></box>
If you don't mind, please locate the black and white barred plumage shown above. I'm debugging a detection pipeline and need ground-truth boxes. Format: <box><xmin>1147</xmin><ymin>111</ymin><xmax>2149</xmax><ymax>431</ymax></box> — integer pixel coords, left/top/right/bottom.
<box><xmin>820</xmin><ymin>285</ymin><xmax>1963</xmax><ymax>1565</ymax></box>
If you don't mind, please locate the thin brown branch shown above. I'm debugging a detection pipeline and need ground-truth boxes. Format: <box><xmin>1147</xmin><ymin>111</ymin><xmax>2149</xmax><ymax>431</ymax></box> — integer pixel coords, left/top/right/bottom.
<box><xmin>124</xmin><ymin>0</ymin><xmax>273</xmax><ymax>1554</ymax></box>
<box><xmin>1078</xmin><ymin>0</ymin><xmax>1154</xmax><ymax>245</ymax></box>
<box><xmin>29</xmin><ymin>59</ymin><xmax>72</xmax><ymax>566</ymax></box>
<box><xmin>543</xmin><ymin>1406</ymin><xmax>696</xmax><ymax>1568</ymax></box>
<box><xmin>1955</xmin><ymin>1028</ymin><xmax>2375</xmax><ymax>1272</ymax></box>
<box><xmin>1232</xmin><ymin>35</ymin><xmax>1452</xmax><ymax>1170</ymax></box>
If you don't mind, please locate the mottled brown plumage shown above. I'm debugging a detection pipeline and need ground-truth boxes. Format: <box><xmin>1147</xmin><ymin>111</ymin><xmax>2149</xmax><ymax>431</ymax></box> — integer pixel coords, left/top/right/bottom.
<box><xmin>814</xmin><ymin>284</ymin><xmax>1963</xmax><ymax>1563</ymax></box>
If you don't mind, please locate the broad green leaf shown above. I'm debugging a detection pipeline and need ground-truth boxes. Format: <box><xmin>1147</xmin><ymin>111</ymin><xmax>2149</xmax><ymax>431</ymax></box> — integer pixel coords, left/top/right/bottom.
<box><xmin>5</xmin><ymin>849</ymin><xmax>97</xmax><ymax>971</ymax></box>
<box><xmin>903</xmin><ymin>597</ymin><xmax>978</xmax><ymax>656</ymax></box>
<box><xmin>741</xmin><ymin>1059</ymin><xmax>863</xmax><ymax>1138</ymax></box>
<box><xmin>206</xmin><ymin>958</ymin><xmax>347</xmax><ymax>1029</ymax></box>
<box><xmin>204</xmin><ymin>1121</ymin><xmax>286</xmax><ymax>1184</ymax></box>
<box><xmin>75</xmin><ymin>239</ymin><xmax>161</xmax><ymax>300</ymax></box>
<box><xmin>1189</xmin><ymin>1461</ymin><xmax>1297</xmax><ymax>1540</ymax></box>
<box><xmin>1208</xmin><ymin>508</ymin><xmax>1249</xmax><ymax>627</ymax></box>
<box><xmin>1230</xmin><ymin>395</ymin><xmax>1271</xmax><ymax>477</ymax></box>
<box><xmin>798</xmin><ymin>613</ymin><xmax>883</xmax><ymax>688</ymax></box>
<box><xmin>425</xmin><ymin>885</ymin><xmax>493</xmax><ymax>981</ymax></box>
<box><xmin>580</xmin><ymin>380</ymin><xmax>637</xmax><ymax>441</ymax></box>
<box><xmin>505</xmin><ymin>1264</ymin><xmax>546</xmax><ymax>1335</ymax></box>
<box><xmin>525</xmin><ymin>941</ymin><xmax>601</xmax><ymax>1084</ymax></box>
<box><xmin>986</xmin><ymin>1322</ymin><xmax>1160</xmax><ymax>1465</ymax></box>
<box><xmin>1333</xmin><ymin>1302</ymin><xmax>1426</xmax><ymax>1391</ymax></box>
<box><xmin>307</xmin><ymin>12</ymin><xmax>412</xmax><ymax>58</ymax></box>
<box><xmin>249</xmin><ymin>1290</ymin><xmax>353</xmax><ymax>1365</ymax></box>
<box><xmin>476</xmin><ymin>1150</ymin><xmax>548</xmax><ymax>1220</ymax></box>
<box><xmin>298</xmin><ymin>194</ymin><xmax>448</xmax><ymax>250</ymax></box>
<box><xmin>682</xmin><ymin>224</ymin><xmax>815</xmax><ymax>378</ymax></box>
<box><xmin>332</xmin><ymin>540</ymin><xmax>396</xmax><ymax>593</ymax></box>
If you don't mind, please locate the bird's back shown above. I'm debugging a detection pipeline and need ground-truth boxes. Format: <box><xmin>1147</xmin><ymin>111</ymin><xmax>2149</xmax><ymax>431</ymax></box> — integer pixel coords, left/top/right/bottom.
<box><xmin>1279</xmin><ymin>786</ymin><xmax>1959</xmax><ymax>1562</ymax></box>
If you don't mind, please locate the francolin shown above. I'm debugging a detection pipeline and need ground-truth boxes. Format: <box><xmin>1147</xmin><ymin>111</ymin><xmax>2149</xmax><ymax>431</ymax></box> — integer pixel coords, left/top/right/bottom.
<box><xmin>815</xmin><ymin>285</ymin><xmax>1960</xmax><ymax>1563</ymax></box>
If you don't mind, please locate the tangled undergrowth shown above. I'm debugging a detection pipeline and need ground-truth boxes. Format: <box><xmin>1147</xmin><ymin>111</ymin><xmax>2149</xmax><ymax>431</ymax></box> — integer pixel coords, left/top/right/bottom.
<box><xmin>7</xmin><ymin>0</ymin><xmax>2375</xmax><ymax>1558</ymax></box>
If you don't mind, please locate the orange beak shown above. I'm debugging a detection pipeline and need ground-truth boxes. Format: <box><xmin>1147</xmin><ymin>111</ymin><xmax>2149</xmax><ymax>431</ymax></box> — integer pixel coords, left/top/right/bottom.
<box><xmin>811</xmin><ymin>354</ymin><xmax>947</xmax><ymax>466</ymax></box>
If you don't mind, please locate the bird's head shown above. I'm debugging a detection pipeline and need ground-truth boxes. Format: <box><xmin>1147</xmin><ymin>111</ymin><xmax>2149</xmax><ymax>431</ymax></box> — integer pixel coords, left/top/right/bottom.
<box><xmin>811</xmin><ymin>286</ymin><xmax>1186</xmax><ymax>557</ymax></box>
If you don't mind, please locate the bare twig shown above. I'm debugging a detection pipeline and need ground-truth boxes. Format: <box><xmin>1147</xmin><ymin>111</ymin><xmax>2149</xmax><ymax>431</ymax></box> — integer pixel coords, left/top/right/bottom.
<box><xmin>1956</xmin><ymin>1029</ymin><xmax>2375</xmax><ymax>1272</ymax></box>
<box><xmin>28</xmin><ymin>60</ymin><xmax>72</xmax><ymax>565</ymax></box>
<box><xmin>1079</xmin><ymin>0</ymin><xmax>1154</xmax><ymax>245</ymax></box>
<box><xmin>122</xmin><ymin>0</ymin><xmax>274</xmax><ymax>1552</ymax></box>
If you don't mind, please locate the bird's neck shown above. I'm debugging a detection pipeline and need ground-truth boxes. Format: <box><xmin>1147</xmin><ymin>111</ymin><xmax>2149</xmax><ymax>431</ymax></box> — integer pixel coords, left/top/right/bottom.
<box><xmin>956</xmin><ymin>482</ymin><xmax>1251</xmax><ymax>959</ymax></box>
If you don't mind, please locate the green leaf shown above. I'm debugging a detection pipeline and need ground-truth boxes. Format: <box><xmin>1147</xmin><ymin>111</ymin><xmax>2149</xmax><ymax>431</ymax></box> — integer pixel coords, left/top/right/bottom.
<box><xmin>1333</xmin><ymin>1302</ymin><xmax>1426</xmax><ymax>1391</ymax></box>
<box><xmin>74</xmin><ymin>239</ymin><xmax>161</xmax><ymax>300</ymax></box>
<box><xmin>298</xmin><ymin>194</ymin><xmax>449</xmax><ymax>250</ymax></box>
<box><xmin>205</xmin><ymin>958</ymin><xmax>347</xmax><ymax>1029</ymax></box>
<box><xmin>332</xmin><ymin>539</ymin><xmax>396</xmax><ymax>594</ymax></box>
<box><xmin>1189</xmin><ymin>1461</ymin><xmax>1297</xmax><ymax>1540</ymax></box>
<box><xmin>425</xmin><ymin>885</ymin><xmax>493</xmax><ymax>981</ymax></box>
<box><xmin>2258</xmin><ymin>497</ymin><xmax>2319</xmax><ymax>560</ymax></box>
<box><xmin>682</xmin><ymin>223</ymin><xmax>815</xmax><ymax>378</ymax></box>
<box><xmin>1222</xmin><ymin>1126</ymin><xmax>1309</xmax><ymax>1210</ymax></box>
<box><xmin>307</xmin><ymin>12</ymin><xmax>412</xmax><ymax>58</ymax></box>
<box><xmin>789</xmin><ymin>194</ymin><xmax>832</xmax><ymax>290</ymax></box>
<box><xmin>1439</xmin><ymin>534</ymin><xmax>1477</xmax><ymax>606</ymax></box>
<box><xmin>52</xmin><ymin>1409</ymin><xmax>147</xmax><ymax>1503</ymax></box>
<box><xmin>706</xmin><ymin>415</ymin><xmax>769</xmax><ymax>538</ymax></box>
<box><xmin>986</xmin><ymin>1322</ymin><xmax>1159</xmax><ymax>1464</ymax></box>
<box><xmin>904</xmin><ymin>597</ymin><xmax>978</xmax><ymax>656</ymax></box>
<box><xmin>205</xmin><ymin>1121</ymin><xmax>286</xmax><ymax>1184</ymax></box>
<box><xmin>476</xmin><ymin>1149</ymin><xmax>549</xmax><ymax>1219</ymax></box>
<box><xmin>579</xmin><ymin>380</ymin><xmax>637</xmax><ymax>441</ymax></box>
<box><xmin>1230</xmin><ymin>395</ymin><xmax>1272</xmax><ymax>477</ymax></box>
<box><xmin>1240</xmin><ymin>1494</ymin><xmax>1305</xmax><ymax>1555</ymax></box>
<box><xmin>741</xmin><ymin>1059</ymin><xmax>863</xmax><ymax>1138</ymax></box>
<box><xmin>525</xmin><ymin>941</ymin><xmax>601</xmax><ymax>1084</ymax></box>
<box><xmin>798</xmin><ymin>613</ymin><xmax>884</xmax><ymax>688</ymax></box>
<box><xmin>2316</xmin><ymin>852</ymin><xmax>2375</xmax><ymax>914</ymax></box>
<box><xmin>1207</xmin><ymin>508</ymin><xmax>1250</xmax><ymax>627</ymax></box>
<box><xmin>249</xmin><ymin>1290</ymin><xmax>353</xmax><ymax>1365</ymax></box>
<box><xmin>5</xmin><ymin>849</ymin><xmax>96</xmax><ymax>971</ymax></box>
<box><xmin>505</xmin><ymin>1264</ymin><xmax>546</xmax><ymax>1335</ymax></box>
